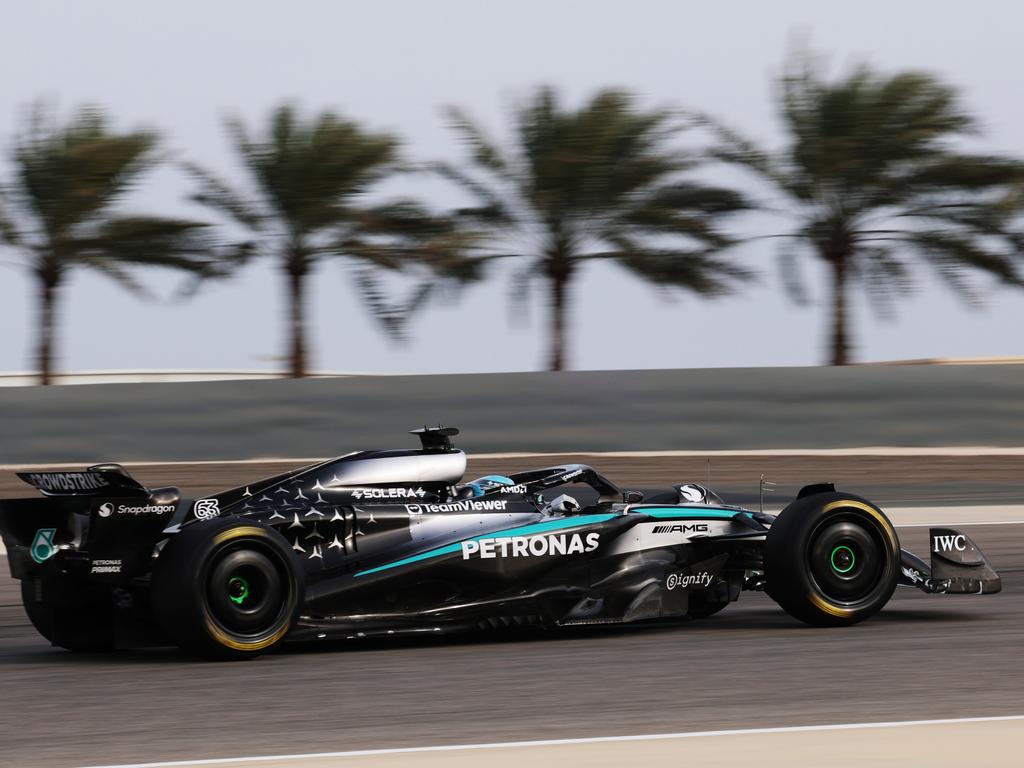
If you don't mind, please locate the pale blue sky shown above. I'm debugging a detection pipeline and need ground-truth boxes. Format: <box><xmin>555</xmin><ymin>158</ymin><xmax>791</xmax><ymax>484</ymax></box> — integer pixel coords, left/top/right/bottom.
<box><xmin>0</xmin><ymin>0</ymin><xmax>1021</xmax><ymax>374</ymax></box>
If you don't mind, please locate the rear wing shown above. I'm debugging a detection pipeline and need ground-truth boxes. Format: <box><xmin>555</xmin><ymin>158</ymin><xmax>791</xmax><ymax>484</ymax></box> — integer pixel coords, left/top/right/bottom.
<box><xmin>17</xmin><ymin>464</ymin><xmax>149</xmax><ymax>497</ymax></box>
<box><xmin>3</xmin><ymin>464</ymin><xmax>180</xmax><ymax>584</ymax></box>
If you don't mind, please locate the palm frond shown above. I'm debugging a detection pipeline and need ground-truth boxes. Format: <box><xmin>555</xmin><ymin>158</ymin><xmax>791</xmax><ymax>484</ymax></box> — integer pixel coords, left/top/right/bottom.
<box><xmin>906</xmin><ymin>230</ymin><xmax>1024</xmax><ymax>288</ymax></box>
<box><xmin>13</xmin><ymin>103</ymin><xmax>161</xmax><ymax>238</ymax></box>
<box><xmin>443</xmin><ymin>85</ymin><xmax>755</xmax><ymax>333</ymax></box>
<box><xmin>430</xmin><ymin>161</ymin><xmax>516</xmax><ymax>227</ymax></box>
<box><xmin>702</xmin><ymin>114</ymin><xmax>800</xmax><ymax>198</ymax></box>
<box><xmin>713</xmin><ymin>49</ymin><xmax>1024</xmax><ymax>342</ymax></box>
<box><xmin>182</xmin><ymin>162</ymin><xmax>263</xmax><ymax>230</ymax></box>
<box><xmin>442</xmin><ymin>105</ymin><xmax>509</xmax><ymax>175</ymax></box>
<box><xmin>855</xmin><ymin>247</ymin><xmax>914</xmax><ymax>319</ymax></box>
<box><xmin>776</xmin><ymin>241</ymin><xmax>811</xmax><ymax>306</ymax></box>
<box><xmin>351</xmin><ymin>267</ymin><xmax>435</xmax><ymax>343</ymax></box>
<box><xmin>507</xmin><ymin>261</ymin><xmax>537</xmax><ymax>326</ymax></box>
<box><xmin>609</xmin><ymin>237</ymin><xmax>753</xmax><ymax>296</ymax></box>
<box><xmin>219</xmin><ymin>106</ymin><xmax>403</xmax><ymax>241</ymax></box>
<box><xmin>340</xmin><ymin>201</ymin><xmax>495</xmax><ymax>283</ymax></box>
<box><xmin>76</xmin><ymin>256</ymin><xmax>152</xmax><ymax>299</ymax></box>
<box><xmin>0</xmin><ymin>188</ymin><xmax>21</xmax><ymax>245</ymax></box>
<box><xmin>73</xmin><ymin>216</ymin><xmax>247</xmax><ymax>288</ymax></box>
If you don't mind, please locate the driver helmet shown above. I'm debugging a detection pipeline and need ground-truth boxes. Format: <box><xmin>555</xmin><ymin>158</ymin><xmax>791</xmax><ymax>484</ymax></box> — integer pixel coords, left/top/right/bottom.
<box><xmin>465</xmin><ymin>475</ymin><xmax>517</xmax><ymax>497</ymax></box>
<box><xmin>678</xmin><ymin>483</ymin><xmax>711</xmax><ymax>504</ymax></box>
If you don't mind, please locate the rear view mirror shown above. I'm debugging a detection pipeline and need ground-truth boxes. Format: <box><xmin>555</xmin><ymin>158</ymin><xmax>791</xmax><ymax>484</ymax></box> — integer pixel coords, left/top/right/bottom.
<box><xmin>547</xmin><ymin>494</ymin><xmax>582</xmax><ymax>514</ymax></box>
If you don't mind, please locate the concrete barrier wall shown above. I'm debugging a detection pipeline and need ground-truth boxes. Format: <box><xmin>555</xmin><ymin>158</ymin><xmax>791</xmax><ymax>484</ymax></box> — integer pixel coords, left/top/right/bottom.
<box><xmin>0</xmin><ymin>364</ymin><xmax>1021</xmax><ymax>463</ymax></box>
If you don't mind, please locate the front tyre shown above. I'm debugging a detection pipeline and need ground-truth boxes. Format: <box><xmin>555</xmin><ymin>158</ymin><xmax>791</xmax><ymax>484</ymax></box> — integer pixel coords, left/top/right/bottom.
<box><xmin>151</xmin><ymin>519</ymin><xmax>302</xmax><ymax>659</ymax></box>
<box><xmin>765</xmin><ymin>493</ymin><xmax>899</xmax><ymax>626</ymax></box>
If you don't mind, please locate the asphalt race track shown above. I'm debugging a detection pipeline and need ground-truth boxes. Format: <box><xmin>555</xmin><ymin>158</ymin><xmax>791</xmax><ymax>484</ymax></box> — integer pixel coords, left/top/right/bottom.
<box><xmin>2</xmin><ymin>364</ymin><xmax>1023</xmax><ymax>463</ymax></box>
<box><xmin>1</xmin><ymin>512</ymin><xmax>1021</xmax><ymax>766</ymax></box>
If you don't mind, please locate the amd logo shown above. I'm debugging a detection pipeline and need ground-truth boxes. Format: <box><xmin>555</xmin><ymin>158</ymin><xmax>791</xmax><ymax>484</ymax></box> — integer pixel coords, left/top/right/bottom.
<box><xmin>933</xmin><ymin>534</ymin><xmax>967</xmax><ymax>553</ymax></box>
<box><xmin>653</xmin><ymin>523</ymin><xmax>710</xmax><ymax>535</ymax></box>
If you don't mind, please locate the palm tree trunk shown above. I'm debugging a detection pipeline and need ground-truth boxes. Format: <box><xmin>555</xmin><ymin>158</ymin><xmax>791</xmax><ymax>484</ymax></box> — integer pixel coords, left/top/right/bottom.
<box><xmin>829</xmin><ymin>255</ymin><xmax>850</xmax><ymax>366</ymax></box>
<box><xmin>547</xmin><ymin>266</ymin><xmax>569</xmax><ymax>372</ymax></box>
<box><xmin>36</xmin><ymin>275</ymin><xmax>58</xmax><ymax>386</ymax></box>
<box><xmin>286</xmin><ymin>264</ymin><xmax>308</xmax><ymax>378</ymax></box>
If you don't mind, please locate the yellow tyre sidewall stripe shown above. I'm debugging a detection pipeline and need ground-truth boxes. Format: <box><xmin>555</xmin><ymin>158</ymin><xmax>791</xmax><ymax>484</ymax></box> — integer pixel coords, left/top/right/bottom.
<box><xmin>212</xmin><ymin>525</ymin><xmax>268</xmax><ymax>547</ymax></box>
<box><xmin>809</xmin><ymin>500</ymin><xmax>899</xmax><ymax>618</ymax></box>
<box><xmin>203</xmin><ymin>526</ymin><xmax>293</xmax><ymax>652</ymax></box>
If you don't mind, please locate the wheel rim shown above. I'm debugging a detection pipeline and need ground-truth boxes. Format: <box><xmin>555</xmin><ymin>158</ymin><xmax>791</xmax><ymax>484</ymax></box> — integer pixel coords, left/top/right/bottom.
<box><xmin>807</xmin><ymin>512</ymin><xmax>889</xmax><ymax>605</ymax></box>
<box><xmin>830</xmin><ymin>545</ymin><xmax>856</xmax><ymax>574</ymax></box>
<box><xmin>204</xmin><ymin>542</ymin><xmax>291</xmax><ymax>641</ymax></box>
<box><xmin>228</xmin><ymin>576</ymin><xmax>250</xmax><ymax>605</ymax></box>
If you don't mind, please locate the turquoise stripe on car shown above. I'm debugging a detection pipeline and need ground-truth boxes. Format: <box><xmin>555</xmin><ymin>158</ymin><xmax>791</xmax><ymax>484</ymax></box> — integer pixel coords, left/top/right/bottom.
<box><xmin>354</xmin><ymin>513</ymin><xmax>617</xmax><ymax>577</ymax></box>
<box><xmin>632</xmin><ymin>507</ymin><xmax>742</xmax><ymax>520</ymax></box>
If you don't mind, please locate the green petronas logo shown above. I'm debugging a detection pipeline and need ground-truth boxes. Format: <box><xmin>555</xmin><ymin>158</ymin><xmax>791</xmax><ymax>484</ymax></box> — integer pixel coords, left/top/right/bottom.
<box><xmin>30</xmin><ymin>528</ymin><xmax>58</xmax><ymax>564</ymax></box>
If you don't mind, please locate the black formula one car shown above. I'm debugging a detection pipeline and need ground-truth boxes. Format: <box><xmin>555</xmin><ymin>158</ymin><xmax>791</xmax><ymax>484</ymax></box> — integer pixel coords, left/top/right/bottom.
<box><xmin>0</xmin><ymin>427</ymin><xmax>1001</xmax><ymax>658</ymax></box>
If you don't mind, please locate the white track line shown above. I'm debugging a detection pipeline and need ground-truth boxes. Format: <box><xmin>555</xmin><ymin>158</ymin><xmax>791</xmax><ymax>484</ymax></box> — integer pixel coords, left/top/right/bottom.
<box><xmin>80</xmin><ymin>715</ymin><xmax>1024</xmax><ymax>768</ymax></box>
<box><xmin>4</xmin><ymin>445</ymin><xmax>1024</xmax><ymax>470</ymax></box>
<box><xmin>897</xmin><ymin>520</ymin><xmax>1024</xmax><ymax>527</ymax></box>
<box><xmin>479</xmin><ymin>448</ymin><xmax>1024</xmax><ymax>460</ymax></box>
<box><xmin>0</xmin><ymin>459</ymin><xmax>327</xmax><ymax>470</ymax></box>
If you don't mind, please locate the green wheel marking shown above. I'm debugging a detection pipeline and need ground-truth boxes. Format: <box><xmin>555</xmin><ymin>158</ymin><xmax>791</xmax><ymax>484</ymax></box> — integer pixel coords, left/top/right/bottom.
<box><xmin>228</xmin><ymin>576</ymin><xmax>250</xmax><ymax>606</ymax></box>
<box><xmin>830</xmin><ymin>545</ymin><xmax>856</xmax><ymax>574</ymax></box>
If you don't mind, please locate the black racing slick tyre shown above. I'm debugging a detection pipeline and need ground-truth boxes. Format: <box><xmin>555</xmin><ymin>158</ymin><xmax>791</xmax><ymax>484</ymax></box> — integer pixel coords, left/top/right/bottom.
<box><xmin>20</xmin><ymin>580</ymin><xmax>115</xmax><ymax>652</ymax></box>
<box><xmin>151</xmin><ymin>519</ymin><xmax>303</xmax><ymax>659</ymax></box>
<box><xmin>765</xmin><ymin>492</ymin><xmax>900</xmax><ymax>627</ymax></box>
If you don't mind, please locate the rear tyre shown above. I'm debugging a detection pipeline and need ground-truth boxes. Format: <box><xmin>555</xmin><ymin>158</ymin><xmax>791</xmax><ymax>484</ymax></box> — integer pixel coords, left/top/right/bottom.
<box><xmin>151</xmin><ymin>519</ymin><xmax>302</xmax><ymax>659</ymax></box>
<box><xmin>765</xmin><ymin>492</ymin><xmax>899</xmax><ymax>626</ymax></box>
<box><xmin>20</xmin><ymin>580</ymin><xmax>115</xmax><ymax>652</ymax></box>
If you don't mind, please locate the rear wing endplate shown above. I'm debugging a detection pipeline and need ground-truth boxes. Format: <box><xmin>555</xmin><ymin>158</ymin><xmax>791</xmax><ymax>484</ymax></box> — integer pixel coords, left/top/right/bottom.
<box><xmin>17</xmin><ymin>464</ymin><xmax>149</xmax><ymax>497</ymax></box>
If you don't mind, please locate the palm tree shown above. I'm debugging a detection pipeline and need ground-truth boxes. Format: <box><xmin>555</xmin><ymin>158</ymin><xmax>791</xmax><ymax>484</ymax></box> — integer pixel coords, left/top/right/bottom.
<box><xmin>713</xmin><ymin>52</ymin><xmax>1024</xmax><ymax>365</ymax></box>
<box><xmin>187</xmin><ymin>104</ymin><xmax>485</xmax><ymax>378</ymax></box>
<box><xmin>0</xmin><ymin>105</ymin><xmax>222</xmax><ymax>384</ymax></box>
<box><xmin>440</xmin><ymin>87</ymin><xmax>750</xmax><ymax>371</ymax></box>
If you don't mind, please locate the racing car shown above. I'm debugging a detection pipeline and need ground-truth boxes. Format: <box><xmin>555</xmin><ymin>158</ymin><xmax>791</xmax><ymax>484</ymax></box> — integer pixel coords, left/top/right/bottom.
<box><xmin>0</xmin><ymin>427</ymin><xmax>1001</xmax><ymax>659</ymax></box>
